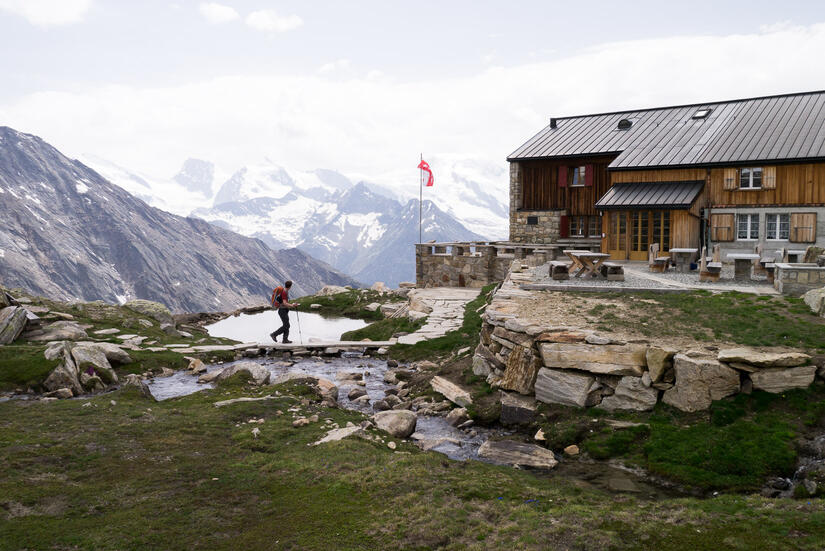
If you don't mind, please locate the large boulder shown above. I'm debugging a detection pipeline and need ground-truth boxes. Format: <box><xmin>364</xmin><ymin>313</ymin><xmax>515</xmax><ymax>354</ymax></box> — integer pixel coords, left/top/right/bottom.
<box><xmin>373</xmin><ymin>410</ymin><xmax>417</xmax><ymax>438</ymax></box>
<box><xmin>0</xmin><ymin>306</ymin><xmax>27</xmax><ymax>345</ymax></box>
<box><xmin>124</xmin><ymin>300</ymin><xmax>174</xmax><ymax>326</ymax></box>
<box><xmin>318</xmin><ymin>285</ymin><xmax>349</xmax><ymax>296</ymax></box>
<box><xmin>71</xmin><ymin>346</ymin><xmax>118</xmax><ymax>385</ymax></box>
<box><xmin>662</xmin><ymin>354</ymin><xmax>740</xmax><ymax>412</ymax></box>
<box><xmin>540</xmin><ymin>343</ymin><xmax>646</xmax><ymax>376</ymax></box>
<box><xmin>599</xmin><ymin>376</ymin><xmax>658</xmax><ymax>412</ymax></box>
<box><xmin>75</xmin><ymin>342</ymin><xmax>133</xmax><ymax>365</ymax></box>
<box><xmin>214</xmin><ymin>361</ymin><xmax>271</xmax><ymax>385</ymax></box>
<box><xmin>477</xmin><ymin>440</ymin><xmax>558</xmax><ymax>469</ymax></box>
<box><xmin>370</xmin><ymin>282</ymin><xmax>390</xmax><ymax>293</ymax></box>
<box><xmin>646</xmin><ymin>347</ymin><xmax>676</xmax><ymax>382</ymax></box>
<box><xmin>717</xmin><ymin>348</ymin><xmax>811</xmax><ymax>368</ymax></box>
<box><xmin>534</xmin><ymin>368</ymin><xmax>599</xmax><ymax>408</ymax></box>
<box><xmin>499</xmin><ymin>345</ymin><xmax>542</xmax><ymax>395</ymax></box>
<box><xmin>803</xmin><ymin>287</ymin><xmax>825</xmax><ymax>317</ymax></box>
<box><xmin>749</xmin><ymin>366</ymin><xmax>817</xmax><ymax>393</ymax></box>
<box><xmin>43</xmin><ymin>343</ymin><xmax>83</xmax><ymax>395</ymax></box>
<box><xmin>26</xmin><ymin>321</ymin><xmax>88</xmax><ymax>342</ymax></box>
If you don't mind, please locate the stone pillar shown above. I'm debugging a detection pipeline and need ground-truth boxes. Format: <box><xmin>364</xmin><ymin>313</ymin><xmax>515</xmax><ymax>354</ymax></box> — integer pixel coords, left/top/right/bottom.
<box><xmin>509</xmin><ymin>162</ymin><xmax>522</xmax><ymax>242</ymax></box>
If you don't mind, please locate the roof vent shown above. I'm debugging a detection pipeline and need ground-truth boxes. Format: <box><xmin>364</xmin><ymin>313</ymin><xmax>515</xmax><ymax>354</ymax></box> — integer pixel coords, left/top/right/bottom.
<box><xmin>617</xmin><ymin>118</ymin><xmax>632</xmax><ymax>130</ymax></box>
<box><xmin>692</xmin><ymin>108</ymin><xmax>712</xmax><ymax>119</ymax></box>
<box><xmin>550</xmin><ymin>117</ymin><xmax>558</xmax><ymax>129</ymax></box>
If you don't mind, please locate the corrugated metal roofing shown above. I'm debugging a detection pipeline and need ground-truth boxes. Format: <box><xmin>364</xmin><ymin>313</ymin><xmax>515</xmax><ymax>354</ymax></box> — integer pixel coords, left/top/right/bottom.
<box><xmin>594</xmin><ymin>180</ymin><xmax>705</xmax><ymax>210</ymax></box>
<box><xmin>508</xmin><ymin>91</ymin><xmax>825</xmax><ymax>169</ymax></box>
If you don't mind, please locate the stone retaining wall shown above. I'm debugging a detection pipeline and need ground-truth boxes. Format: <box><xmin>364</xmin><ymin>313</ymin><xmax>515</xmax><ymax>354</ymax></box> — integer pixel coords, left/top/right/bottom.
<box><xmin>508</xmin><ymin>160</ymin><xmax>564</xmax><ymax>243</ymax></box>
<box><xmin>774</xmin><ymin>263</ymin><xmax>825</xmax><ymax>296</ymax></box>
<box><xmin>475</xmin><ymin>284</ymin><xmax>822</xmax><ymax>413</ymax></box>
<box><xmin>416</xmin><ymin>243</ymin><xmax>557</xmax><ymax>288</ymax></box>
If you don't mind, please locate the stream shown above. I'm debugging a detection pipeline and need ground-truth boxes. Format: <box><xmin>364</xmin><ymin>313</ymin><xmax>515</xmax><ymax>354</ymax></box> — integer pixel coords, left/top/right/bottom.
<box><xmin>204</xmin><ymin>310</ymin><xmax>368</xmax><ymax>344</ymax></box>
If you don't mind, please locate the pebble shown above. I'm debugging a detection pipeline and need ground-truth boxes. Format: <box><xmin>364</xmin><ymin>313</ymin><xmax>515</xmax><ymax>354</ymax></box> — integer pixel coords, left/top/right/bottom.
<box><xmin>387</xmin><ymin>441</ymin><xmax>397</xmax><ymax>450</ymax></box>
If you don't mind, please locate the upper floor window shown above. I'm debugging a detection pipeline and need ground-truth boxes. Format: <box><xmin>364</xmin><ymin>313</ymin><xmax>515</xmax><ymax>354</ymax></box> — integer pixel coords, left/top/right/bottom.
<box><xmin>570</xmin><ymin>165</ymin><xmax>587</xmax><ymax>187</ymax></box>
<box><xmin>740</xmin><ymin>167</ymin><xmax>763</xmax><ymax>189</ymax></box>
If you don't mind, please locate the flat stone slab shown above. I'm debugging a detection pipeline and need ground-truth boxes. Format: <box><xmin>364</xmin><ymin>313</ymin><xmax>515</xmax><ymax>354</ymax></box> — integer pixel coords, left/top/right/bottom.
<box><xmin>478</xmin><ymin>440</ymin><xmax>558</xmax><ymax>469</ymax></box>
<box><xmin>717</xmin><ymin>348</ymin><xmax>811</xmax><ymax>368</ymax></box>
<box><xmin>312</xmin><ymin>426</ymin><xmax>363</xmax><ymax>446</ymax></box>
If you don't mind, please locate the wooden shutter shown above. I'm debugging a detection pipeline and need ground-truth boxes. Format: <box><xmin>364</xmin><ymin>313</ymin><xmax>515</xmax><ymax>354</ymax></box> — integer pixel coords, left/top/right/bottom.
<box><xmin>558</xmin><ymin>166</ymin><xmax>568</xmax><ymax>188</ymax></box>
<box><xmin>710</xmin><ymin>214</ymin><xmax>735</xmax><ymax>242</ymax></box>
<box><xmin>584</xmin><ymin>164</ymin><xmax>594</xmax><ymax>187</ymax></box>
<box><xmin>723</xmin><ymin>168</ymin><xmax>738</xmax><ymax>190</ymax></box>
<box><xmin>790</xmin><ymin>212</ymin><xmax>817</xmax><ymax>243</ymax></box>
<box><xmin>559</xmin><ymin>215</ymin><xmax>569</xmax><ymax>238</ymax></box>
<box><xmin>762</xmin><ymin>166</ymin><xmax>776</xmax><ymax>190</ymax></box>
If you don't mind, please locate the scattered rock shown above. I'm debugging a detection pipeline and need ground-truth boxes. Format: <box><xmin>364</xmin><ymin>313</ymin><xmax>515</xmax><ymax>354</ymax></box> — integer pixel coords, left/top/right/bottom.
<box><xmin>431</xmin><ymin>376</ymin><xmax>472</xmax><ymax>407</ymax></box>
<box><xmin>43</xmin><ymin>388</ymin><xmax>74</xmax><ymax>399</ymax></box>
<box><xmin>71</xmin><ymin>346</ymin><xmax>118</xmax><ymax>385</ymax></box>
<box><xmin>387</xmin><ymin>441</ymin><xmax>397</xmax><ymax>450</ymax></box>
<box><xmin>373</xmin><ymin>410</ymin><xmax>417</xmax><ymax>438</ymax></box>
<box><xmin>336</xmin><ymin>371</ymin><xmax>363</xmax><ymax>382</ymax></box>
<box><xmin>293</xmin><ymin>418</ymin><xmax>311</xmax><ymax>428</ymax></box>
<box><xmin>211</xmin><ymin>361</ymin><xmax>271</xmax><ymax>385</ymax></box>
<box><xmin>214</xmin><ymin>395</ymin><xmax>275</xmax><ymax>407</ymax></box>
<box><xmin>310</xmin><ymin>303</ymin><xmax>323</xmax><ymax>310</ymax></box>
<box><xmin>364</xmin><ymin>302</ymin><xmax>381</xmax><ymax>312</ymax></box>
<box><xmin>92</xmin><ymin>328</ymin><xmax>120</xmax><ymax>336</ymax></box>
<box><xmin>563</xmin><ymin>444</ymin><xmax>580</xmax><ymax>456</ymax></box>
<box><xmin>317</xmin><ymin>285</ymin><xmax>348</xmax><ymax>296</ymax></box>
<box><xmin>717</xmin><ymin>348</ymin><xmax>811</xmax><ymax>368</ymax></box>
<box><xmin>124</xmin><ymin>299</ymin><xmax>175</xmax><ymax>326</ymax></box>
<box><xmin>386</xmin><ymin>359</ymin><xmax>398</xmax><ymax>368</ymax></box>
<box><xmin>477</xmin><ymin>440</ymin><xmax>558</xmax><ymax>469</ymax></box>
<box><xmin>75</xmin><ymin>342</ymin><xmax>133</xmax><ymax>365</ymax></box>
<box><xmin>312</xmin><ymin>426</ymin><xmax>363</xmax><ymax>445</ymax></box>
<box><xmin>25</xmin><ymin>320</ymin><xmax>88</xmax><ymax>342</ymax></box>
<box><xmin>347</xmin><ymin>388</ymin><xmax>367</xmax><ymax>401</ymax></box>
<box><xmin>803</xmin><ymin>287</ymin><xmax>825</xmax><ymax>317</ymax></box>
<box><xmin>749</xmin><ymin>366</ymin><xmax>817</xmax><ymax>393</ymax></box>
<box><xmin>534</xmin><ymin>428</ymin><xmax>546</xmax><ymax>441</ymax></box>
<box><xmin>187</xmin><ymin>358</ymin><xmax>206</xmax><ymax>374</ymax></box>
<box><xmin>445</xmin><ymin>407</ymin><xmax>470</xmax><ymax>427</ymax></box>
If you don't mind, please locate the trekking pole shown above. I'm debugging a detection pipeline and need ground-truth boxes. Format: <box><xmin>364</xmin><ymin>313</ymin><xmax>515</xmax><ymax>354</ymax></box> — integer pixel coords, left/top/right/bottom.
<box><xmin>295</xmin><ymin>307</ymin><xmax>303</xmax><ymax>344</ymax></box>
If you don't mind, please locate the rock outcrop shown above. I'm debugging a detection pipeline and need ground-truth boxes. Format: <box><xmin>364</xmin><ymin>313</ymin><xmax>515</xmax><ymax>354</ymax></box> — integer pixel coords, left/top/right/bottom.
<box><xmin>0</xmin><ymin>306</ymin><xmax>27</xmax><ymax>345</ymax></box>
<box><xmin>373</xmin><ymin>410</ymin><xmax>417</xmax><ymax>438</ymax></box>
<box><xmin>477</xmin><ymin>440</ymin><xmax>558</xmax><ymax>469</ymax></box>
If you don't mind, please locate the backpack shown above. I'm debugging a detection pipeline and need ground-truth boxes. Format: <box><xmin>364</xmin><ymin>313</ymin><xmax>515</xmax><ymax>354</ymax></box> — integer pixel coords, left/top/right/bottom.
<box><xmin>271</xmin><ymin>286</ymin><xmax>284</xmax><ymax>307</ymax></box>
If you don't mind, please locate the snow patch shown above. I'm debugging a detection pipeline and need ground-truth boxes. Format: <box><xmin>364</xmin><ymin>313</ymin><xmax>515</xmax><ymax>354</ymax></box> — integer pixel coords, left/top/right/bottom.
<box><xmin>75</xmin><ymin>179</ymin><xmax>89</xmax><ymax>194</ymax></box>
<box><xmin>115</xmin><ymin>294</ymin><xmax>128</xmax><ymax>305</ymax></box>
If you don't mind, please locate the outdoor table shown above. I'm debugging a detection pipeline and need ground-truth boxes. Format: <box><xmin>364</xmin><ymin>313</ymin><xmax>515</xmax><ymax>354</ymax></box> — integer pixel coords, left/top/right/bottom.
<box><xmin>563</xmin><ymin>250</ymin><xmax>611</xmax><ymax>278</ymax></box>
<box><xmin>669</xmin><ymin>248</ymin><xmax>698</xmax><ymax>272</ymax></box>
<box><xmin>727</xmin><ymin>253</ymin><xmax>761</xmax><ymax>281</ymax></box>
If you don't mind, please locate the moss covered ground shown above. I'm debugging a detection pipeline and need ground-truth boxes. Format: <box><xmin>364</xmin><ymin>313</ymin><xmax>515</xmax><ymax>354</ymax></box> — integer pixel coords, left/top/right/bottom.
<box><xmin>294</xmin><ymin>289</ymin><xmax>405</xmax><ymax>322</ymax></box>
<box><xmin>2</xmin><ymin>379</ymin><xmax>825</xmax><ymax>550</ymax></box>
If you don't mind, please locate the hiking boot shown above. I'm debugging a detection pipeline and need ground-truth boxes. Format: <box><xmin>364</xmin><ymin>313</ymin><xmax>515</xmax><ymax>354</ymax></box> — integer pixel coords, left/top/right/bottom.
<box><xmin>282</xmin><ymin>339</ymin><xmax>293</xmax><ymax>344</ymax></box>
<box><xmin>269</xmin><ymin>332</ymin><xmax>278</xmax><ymax>342</ymax></box>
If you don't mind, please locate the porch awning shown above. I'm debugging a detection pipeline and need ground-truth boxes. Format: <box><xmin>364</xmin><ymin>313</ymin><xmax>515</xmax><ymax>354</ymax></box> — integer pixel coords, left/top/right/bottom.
<box><xmin>595</xmin><ymin>180</ymin><xmax>704</xmax><ymax>210</ymax></box>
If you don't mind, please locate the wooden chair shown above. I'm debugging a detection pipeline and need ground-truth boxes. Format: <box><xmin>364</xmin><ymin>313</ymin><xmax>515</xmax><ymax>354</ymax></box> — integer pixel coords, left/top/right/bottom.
<box><xmin>648</xmin><ymin>243</ymin><xmax>671</xmax><ymax>273</ymax></box>
<box><xmin>699</xmin><ymin>245</ymin><xmax>722</xmax><ymax>283</ymax></box>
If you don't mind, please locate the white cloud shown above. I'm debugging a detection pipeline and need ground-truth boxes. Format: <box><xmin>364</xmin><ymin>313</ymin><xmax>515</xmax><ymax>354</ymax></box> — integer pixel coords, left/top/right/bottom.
<box><xmin>245</xmin><ymin>9</ymin><xmax>302</xmax><ymax>33</ymax></box>
<box><xmin>3</xmin><ymin>22</ymin><xmax>825</xmax><ymax>190</ymax></box>
<box><xmin>0</xmin><ymin>0</ymin><xmax>91</xmax><ymax>27</ymax></box>
<box><xmin>318</xmin><ymin>59</ymin><xmax>351</xmax><ymax>75</ymax></box>
<box><xmin>198</xmin><ymin>2</ymin><xmax>239</xmax><ymax>24</ymax></box>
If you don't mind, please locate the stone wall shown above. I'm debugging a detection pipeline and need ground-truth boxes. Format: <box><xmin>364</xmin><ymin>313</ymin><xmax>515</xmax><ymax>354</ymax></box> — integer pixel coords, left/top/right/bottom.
<box><xmin>416</xmin><ymin>243</ymin><xmax>556</xmax><ymax>288</ymax></box>
<box><xmin>508</xmin><ymin>161</ymin><xmax>564</xmax><ymax>243</ymax></box>
<box><xmin>774</xmin><ymin>263</ymin><xmax>825</xmax><ymax>296</ymax></box>
<box><xmin>475</xmin><ymin>281</ymin><xmax>821</xmax><ymax>413</ymax></box>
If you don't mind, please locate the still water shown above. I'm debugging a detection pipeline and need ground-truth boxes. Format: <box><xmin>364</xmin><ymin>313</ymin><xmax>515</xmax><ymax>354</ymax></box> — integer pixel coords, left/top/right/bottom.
<box><xmin>204</xmin><ymin>310</ymin><xmax>368</xmax><ymax>344</ymax></box>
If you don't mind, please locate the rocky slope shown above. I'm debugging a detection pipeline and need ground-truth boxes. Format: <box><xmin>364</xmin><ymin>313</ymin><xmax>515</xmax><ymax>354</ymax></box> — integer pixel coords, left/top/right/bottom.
<box><xmin>0</xmin><ymin>127</ymin><xmax>358</xmax><ymax>312</ymax></box>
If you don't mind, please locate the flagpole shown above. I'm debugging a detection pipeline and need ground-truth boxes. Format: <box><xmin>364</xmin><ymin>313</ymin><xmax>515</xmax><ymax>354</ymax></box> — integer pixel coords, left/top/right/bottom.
<box><xmin>419</xmin><ymin>152</ymin><xmax>423</xmax><ymax>244</ymax></box>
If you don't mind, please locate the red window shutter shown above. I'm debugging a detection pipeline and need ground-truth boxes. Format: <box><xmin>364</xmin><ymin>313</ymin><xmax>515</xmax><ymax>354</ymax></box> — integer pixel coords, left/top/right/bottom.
<box><xmin>559</xmin><ymin>215</ymin><xmax>569</xmax><ymax>237</ymax></box>
<box><xmin>558</xmin><ymin>166</ymin><xmax>568</xmax><ymax>188</ymax></box>
<box><xmin>585</xmin><ymin>164</ymin><xmax>594</xmax><ymax>187</ymax></box>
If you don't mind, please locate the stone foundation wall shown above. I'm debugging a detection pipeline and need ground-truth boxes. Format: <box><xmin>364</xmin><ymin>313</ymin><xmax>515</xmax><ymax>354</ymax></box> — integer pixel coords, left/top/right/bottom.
<box><xmin>774</xmin><ymin>263</ymin><xmax>825</xmax><ymax>297</ymax></box>
<box><xmin>416</xmin><ymin>243</ymin><xmax>555</xmax><ymax>288</ymax></box>
<box><xmin>475</xmin><ymin>284</ymin><xmax>822</xmax><ymax>413</ymax></box>
<box><xmin>508</xmin><ymin>161</ymin><xmax>564</xmax><ymax>244</ymax></box>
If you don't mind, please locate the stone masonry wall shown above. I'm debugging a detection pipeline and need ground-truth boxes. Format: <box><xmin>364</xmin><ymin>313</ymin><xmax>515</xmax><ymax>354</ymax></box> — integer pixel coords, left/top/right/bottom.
<box><xmin>508</xmin><ymin>161</ymin><xmax>563</xmax><ymax>244</ymax></box>
<box><xmin>774</xmin><ymin>263</ymin><xmax>825</xmax><ymax>296</ymax></box>
<box><xmin>474</xmin><ymin>276</ymin><xmax>821</xmax><ymax>413</ymax></box>
<box><xmin>416</xmin><ymin>244</ymin><xmax>549</xmax><ymax>288</ymax></box>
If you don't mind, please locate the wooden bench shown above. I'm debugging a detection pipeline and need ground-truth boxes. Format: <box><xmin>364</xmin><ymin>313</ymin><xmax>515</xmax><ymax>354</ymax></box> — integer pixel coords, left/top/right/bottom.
<box><xmin>699</xmin><ymin>246</ymin><xmax>722</xmax><ymax>282</ymax></box>
<box><xmin>599</xmin><ymin>262</ymin><xmax>625</xmax><ymax>281</ymax></box>
<box><xmin>548</xmin><ymin>260</ymin><xmax>571</xmax><ymax>281</ymax></box>
<box><xmin>648</xmin><ymin>243</ymin><xmax>671</xmax><ymax>273</ymax></box>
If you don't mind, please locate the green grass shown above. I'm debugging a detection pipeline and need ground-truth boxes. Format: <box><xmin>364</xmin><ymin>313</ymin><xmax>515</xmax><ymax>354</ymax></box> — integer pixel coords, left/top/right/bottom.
<box><xmin>340</xmin><ymin>316</ymin><xmax>424</xmax><ymax>342</ymax></box>
<box><xmin>578</xmin><ymin>290</ymin><xmax>825</xmax><ymax>349</ymax></box>
<box><xmin>0</xmin><ymin>344</ymin><xmax>59</xmax><ymax>391</ymax></box>
<box><xmin>294</xmin><ymin>289</ymin><xmax>404</xmax><ymax>322</ymax></box>
<box><xmin>2</xmin><ymin>380</ymin><xmax>825</xmax><ymax>550</ymax></box>
<box><xmin>390</xmin><ymin>283</ymin><xmax>498</xmax><ymax>362</ymax></box>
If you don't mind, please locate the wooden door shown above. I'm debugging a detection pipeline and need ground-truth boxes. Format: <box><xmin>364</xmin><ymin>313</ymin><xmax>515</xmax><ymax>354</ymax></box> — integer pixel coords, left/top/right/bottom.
<box><xmin>607</xmin><ymin>211</ymin><xmax>627</xmax><ymax>260</ymax></box>
<box><xmin>629</xmin><ymin>211</ymin><xmax>649</xmax><ymax>260</ymax></box>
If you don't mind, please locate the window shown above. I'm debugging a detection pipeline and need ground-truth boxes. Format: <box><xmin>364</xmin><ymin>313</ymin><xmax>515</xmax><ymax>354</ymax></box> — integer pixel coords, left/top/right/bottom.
<box><xmin>766</xmin><ymin>214</ymin><xmax>790</xmax><ymax>240</ymax></box>
<box><xmin>569</xmin><ymin>215</ymin><xmax>599</xmax><ymax>237</ymax></box>
<box><xmin>739</xmin><ymin>167</ymin><xmax>763</xmax><ymax>189</ymax></box>
<box><xmin>569</xmin><ymin>216</ymin><xmax>583</xmax><ymax>237</ymax></box>
<box><xmin>570</xmin><ymin>166</ymin><xmax>586</xmax><ymax>187</ymax></box>
<box><xmin>737</xmin><ymin>213</ymin><xmax>759</xmax><ymax>240</ymax></box>
<box><xmin>588</xmin><ymin>216</ymin><xmax>600</xmax><ymax>237</ymax></box>
<box><xmin>692</xmin><ymin>108</ymin><xmax>712</xmax><ymax>119</ymax></box>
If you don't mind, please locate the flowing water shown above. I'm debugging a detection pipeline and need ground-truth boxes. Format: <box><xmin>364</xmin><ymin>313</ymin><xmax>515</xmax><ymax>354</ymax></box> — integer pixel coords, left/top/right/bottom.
<box><xmin>204</xmin><ymin>310</ymin><xmax>368</xmax><ymax>344</ymax></box>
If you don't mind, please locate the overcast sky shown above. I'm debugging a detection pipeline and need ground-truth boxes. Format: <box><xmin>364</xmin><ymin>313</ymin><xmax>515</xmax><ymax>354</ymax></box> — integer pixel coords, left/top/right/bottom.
<box><xmin>1</xmin><ymin>0</ymin><xmax>825</xmax><ymax>184</ymax></box>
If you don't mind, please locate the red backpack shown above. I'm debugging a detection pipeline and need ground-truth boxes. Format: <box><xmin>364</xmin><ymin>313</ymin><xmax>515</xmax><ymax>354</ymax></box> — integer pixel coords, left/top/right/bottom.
<box><xmin>271</xmin><ymin>286</ymin><xmax>285</xmax><ymax>307</ymax></box>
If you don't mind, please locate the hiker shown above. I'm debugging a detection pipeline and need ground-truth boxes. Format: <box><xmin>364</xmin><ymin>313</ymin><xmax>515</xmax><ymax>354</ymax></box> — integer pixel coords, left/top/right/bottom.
<box><xmin>269</xmin><ymin>280</ymin><xmax>297</xmax><ymax>343</ymax></box>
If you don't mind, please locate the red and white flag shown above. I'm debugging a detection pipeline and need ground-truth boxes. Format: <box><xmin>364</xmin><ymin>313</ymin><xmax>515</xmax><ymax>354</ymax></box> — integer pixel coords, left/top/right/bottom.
<box><xmin>418</xmin><ymin>159</ymin><xmax>434</xmax><ymax>187</ymax></box>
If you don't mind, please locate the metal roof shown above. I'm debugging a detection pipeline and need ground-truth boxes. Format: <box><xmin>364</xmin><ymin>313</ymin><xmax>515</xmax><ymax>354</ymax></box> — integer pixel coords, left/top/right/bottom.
<box><xmin>508</xmin><ymin>90</ymin><xmax>825</xmax><ymax>169</ymax></box>
<box><xmin>594</xmin><ymin>180</ymin><xmax>705</xmax><ymax>210</ymax></box>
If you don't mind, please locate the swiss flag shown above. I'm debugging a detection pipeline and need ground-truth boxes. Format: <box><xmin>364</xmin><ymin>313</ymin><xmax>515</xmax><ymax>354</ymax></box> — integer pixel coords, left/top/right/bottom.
<box><xmin>418</xmin><ymin>160</ymin><xmax>434</xmax><ymax>187</ymax></box>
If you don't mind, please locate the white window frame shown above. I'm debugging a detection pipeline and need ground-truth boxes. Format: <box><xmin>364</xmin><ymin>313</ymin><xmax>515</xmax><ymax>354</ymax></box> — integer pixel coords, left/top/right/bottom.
<box><xmin>570</xmin><ymin>216</ymin><xmax>585</xmax><ymax>237</ymax></box>
<box><xmin>737</xmin><ymin>213</ymin><xmax>759</xmax><ymax>241</ymax></box>
<box><xmin>739</xmin><ymin>167</ymin><xmax>763</xmax><ymax>190</ymax></box>
<box><xmin>570</xmin><ymin>166</ymin><xmax>586</xmax><ymax>187</ymax></box>
<box><xmin>766</xmin><ymin>213</ymin><xmax>790</xmax><ymax>241</ymax></box>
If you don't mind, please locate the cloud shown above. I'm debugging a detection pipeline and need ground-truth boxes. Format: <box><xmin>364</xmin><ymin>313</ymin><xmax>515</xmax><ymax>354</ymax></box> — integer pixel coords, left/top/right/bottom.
<box><xmin>318</xmin><ymin>59</ymin><xmax>352</xmax><ymax>75</ymax></box>
<box><xmin>198</xmin><ymin>2</ymin><xmax>239</xmax><ymax>24</ymax></box>
<box><xmin>245</xmin><ymin>9</ymin><xmax>302</xmax><ymax>33</ymax></box>
<box><xmin>0</xmin><ymin>0</ymin><xmax>91</xmax><ymax>27</ymax></box>
<box><xmin>3</xmin><ymin>21</ymin><xmax>825</xmax><ymax>193</ymax></box>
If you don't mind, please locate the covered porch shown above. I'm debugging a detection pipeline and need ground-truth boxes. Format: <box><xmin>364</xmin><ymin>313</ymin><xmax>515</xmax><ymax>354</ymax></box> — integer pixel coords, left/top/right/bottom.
<box><xmin>595</xmin><ymin>180</ymin><xmax>705</xmax><ymax>261</ymax></box>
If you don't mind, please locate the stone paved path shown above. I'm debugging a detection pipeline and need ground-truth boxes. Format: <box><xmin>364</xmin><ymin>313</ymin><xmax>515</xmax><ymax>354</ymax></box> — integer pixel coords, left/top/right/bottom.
<box><xmin>397</xmin><ymin>288</ymin><xmax>481</xmax><ymax>345</ymax></box>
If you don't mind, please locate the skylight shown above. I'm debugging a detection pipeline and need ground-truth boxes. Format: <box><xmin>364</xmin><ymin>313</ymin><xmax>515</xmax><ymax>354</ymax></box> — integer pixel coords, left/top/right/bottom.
<box><xmin>692</xmin><ymin>108</ymin><xmax>712</xmax><ymax>119</ymax></box>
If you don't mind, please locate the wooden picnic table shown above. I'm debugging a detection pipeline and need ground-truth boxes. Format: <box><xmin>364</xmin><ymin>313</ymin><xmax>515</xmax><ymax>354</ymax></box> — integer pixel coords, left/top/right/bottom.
<box><xmin>563</xmin><ymin>249</ymin><xmax>611</xmax><ymax>278</ymax></box>
<box><xmin>727</xmin><ymin>253</ymin><xmax>761</xmax><ymax>281</ymax></box>
<box><xmin>669</xmin><ymin>248</ymin><xmax>698</xmax><ymax>272</ymax></box>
